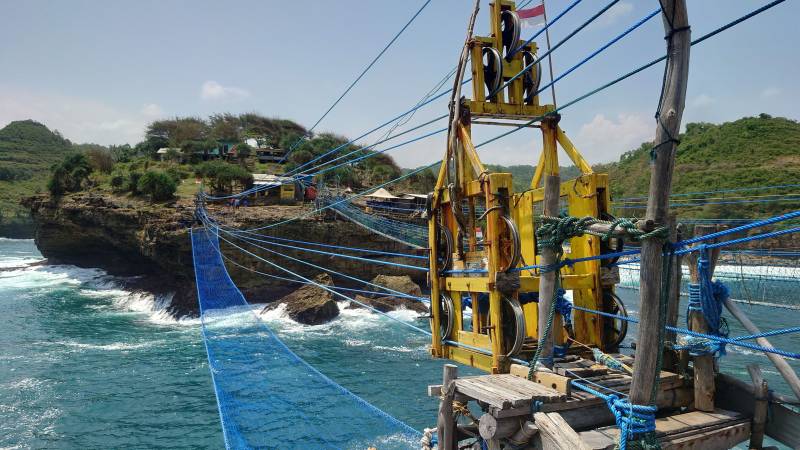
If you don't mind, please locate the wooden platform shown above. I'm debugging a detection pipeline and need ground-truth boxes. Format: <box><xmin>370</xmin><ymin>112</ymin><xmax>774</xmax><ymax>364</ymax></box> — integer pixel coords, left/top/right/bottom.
<box><xmin>578</xmin><ymin>409</ymin><xmax>750</xmax><ymax>450</ymax></box>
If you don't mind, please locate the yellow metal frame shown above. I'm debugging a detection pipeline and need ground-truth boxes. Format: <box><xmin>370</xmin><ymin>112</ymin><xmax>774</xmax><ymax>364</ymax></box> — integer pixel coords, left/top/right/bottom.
<box><xmin>428</xmin><ymin>0</ymin><xmax>615</xmax><ymax>374</ymax></box>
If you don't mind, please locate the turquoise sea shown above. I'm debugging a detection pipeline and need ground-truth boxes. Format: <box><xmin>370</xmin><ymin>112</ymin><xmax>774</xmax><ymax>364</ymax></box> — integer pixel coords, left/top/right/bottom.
<box><xmin>0</xmin><ymin>238</ymin><xmax>797</xmax><ymax>448</ymax></box>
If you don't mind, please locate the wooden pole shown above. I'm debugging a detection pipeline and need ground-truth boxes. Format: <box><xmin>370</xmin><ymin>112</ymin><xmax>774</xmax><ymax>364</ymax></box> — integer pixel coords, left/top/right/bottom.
<box><xmin>688</xmin><ymin>225</ymin><xmax>719</xmax><ymax>412</ymax></box>
<box><xmin>437</xmin><ymin>364</ymin><xmax>458</xmax><ymax>450</ymax></box>
<box><xmin>725</xmin><ymin>298</ymin><xmax>800</xmax><ymax>402</ymax></box>
<box><xmin>629</xmin><ymin>0</ymin><xmax>690</xmax><ymax>408</ymax></box>
<box><xmin>537</xmin><ymin>119</ymin><xmax>560</xmax><ymax>367</ymax></box>
<box><xmin>663</xmin><ymin>214</ymin><xmax>681</xmax><ymax>370</ymax></box>
<box><xmin>747</xmin><ymin>364</ymin><xmax>768</xmax><ymax>450</ymax></box>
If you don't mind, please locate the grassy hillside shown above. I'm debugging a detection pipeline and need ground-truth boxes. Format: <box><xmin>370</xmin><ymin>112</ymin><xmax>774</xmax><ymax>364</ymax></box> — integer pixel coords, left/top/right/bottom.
<box><xmin>0</xmin><ymin>120</ymin><xmax>73</xmax><ymax>236</ymax></box>
<box><xmin>597</xmin><ymin>114</ymin><xmax>800</xmax><ymax>218</ymax></box>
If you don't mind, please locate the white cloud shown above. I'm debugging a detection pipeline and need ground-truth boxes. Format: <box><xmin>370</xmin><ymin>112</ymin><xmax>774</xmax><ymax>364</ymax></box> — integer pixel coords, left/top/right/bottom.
<box><xmin>593</xmin><ymin>2</ymin><xmax>634</xmax><ymax>28</ymax></box>
<box><xmin>200</xmin><ymin>80</ymin><xmax>250</xmax><ymax>101</ymax></box>
<box><xmin>760</xmin><ymin>87</ymin><xmax>780</xmax><ymax>98</ymax></box>
<box><xmin>575</xmin><ymin>113</ymin><xmax>653</xmax><ymax>162</ymax></box>
<box><xmin>0</xmin><ymin>85</ymin><xmax>152</xmax><ymax>145</ymax></box>
<box><xmin>691</xmin><ymin>94</ymin><xmax>715</xmax><ymax>108</ymax></box>
<box><xmin>141</xmin><ymin>103</ymin><xmax>163</xmax><ymax>117</ymax></box>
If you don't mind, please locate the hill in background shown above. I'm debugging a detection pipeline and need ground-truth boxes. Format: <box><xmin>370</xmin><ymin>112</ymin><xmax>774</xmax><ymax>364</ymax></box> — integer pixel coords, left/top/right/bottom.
<box><xmin>597</xmin><ymin>114</ymin><xmax>800</xmax><ymax>219</ymax></box>
<box><xmin>0</xmin><ymin>120</ymin><xmax>73</xmax><ymax>236</ymax></box>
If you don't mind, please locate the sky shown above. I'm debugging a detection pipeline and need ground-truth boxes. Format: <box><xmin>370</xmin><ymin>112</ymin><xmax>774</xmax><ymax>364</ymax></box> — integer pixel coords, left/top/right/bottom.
<box><xmin>1</xmin><ymin>0</ymin><xmax>797</xmax><ymax>168</ymax></box>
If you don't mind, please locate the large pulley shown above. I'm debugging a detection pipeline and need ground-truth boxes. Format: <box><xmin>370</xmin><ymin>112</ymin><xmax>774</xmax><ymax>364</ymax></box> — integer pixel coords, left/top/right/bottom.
<box><xmin>433</xmin><ymin>293</ymin><xmax>455</xmax><ymax>343</ymax></box>
<box><xmin>488</xmin><ymin>296</ymin><xmax>526</xmax><ymax>356</ymax></box>
<box><xmin>497</xmin><ymin>215</ymin><xmax>521</xmax><ymax>272</ymax></box>
<box><xmin>436</xmin><ymin>223</ymin><xmax>454</xmax><ymax>275</ymax></box>
<box><xmin>601</xmin><ymin>290</ymin><xmax>629</xmax><ymax>350</ymax></box>
<box><xmin>500</xmin><ymin>10</ymin><xmax>521</xmax><ymax>60</ymax></box>
<box><xmin>482</xmin><ymin>47</ymin><xmax>503</xmax><ymax>99</ymax></box>
<box><xmin>522</xmin><ymin>51</ymin><xmax>543</xmax><ymax>103</ymax></box>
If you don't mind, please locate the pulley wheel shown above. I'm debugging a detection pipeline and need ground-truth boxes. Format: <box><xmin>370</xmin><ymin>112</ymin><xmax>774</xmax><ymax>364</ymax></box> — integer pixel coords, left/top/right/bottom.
<box><xmin>599</xmin><ymin>212</ymin><xmax>625</xmax><ymax>266</ymax></box>
<box><xmin>482</xmin><ymin>47</ymin><xmax>503</xmax><ymax>99</ymax></box>
<box><xmin>436</xmin><ymin>223</ymin><xmax>454</xmax><ymax>275</ymax></box>
<box><xmin>432</xmin><ymin>293</ymin><xmax>455</xmax><ymax>343</ymax></box>
<box><xmin>497</xmin><ymin>215</ymin><xmax>521</xmax><ymax>272</ymax></box>
<box><xmin>501</xmin><ymin>10</ymin><xmax>521</xmax><ymax>60</ymax></box>
<box><xmin>602</xmin><ymin>290</ymin><xmax>629</xmax><ymax>350</ymax></box>
<box><xmin>488</xmin><ymin>296</ymin><xmax>526</xmax><ymax>356</ymax></box>
<box><xmin>522</xmin><ymin>51</ymin><xmax>543</xmax><ymax>103</ymax></box>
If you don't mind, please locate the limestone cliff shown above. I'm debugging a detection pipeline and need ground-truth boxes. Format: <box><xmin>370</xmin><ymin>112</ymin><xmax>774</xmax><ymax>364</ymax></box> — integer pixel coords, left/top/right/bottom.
<box><xmin>25</xmin><ymin>192</ymin><xmax>428</xmax><ymax>317</ymax></box>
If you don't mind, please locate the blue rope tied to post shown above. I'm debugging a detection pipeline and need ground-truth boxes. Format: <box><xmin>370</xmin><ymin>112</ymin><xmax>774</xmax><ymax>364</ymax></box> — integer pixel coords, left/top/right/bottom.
<box><xmin>570</xmin><ymin>381</ymin><xmax>657</xmax><ymax>450</ymax></box>
<box><xmin>682</xmin><ymin>247</ymin><xmax>730</xmax><ymax>357</ymax></box>
<box><xmin>553</xmin><ymin>289</ymin><xmax>573</xmax><ymax>358</ymax></box>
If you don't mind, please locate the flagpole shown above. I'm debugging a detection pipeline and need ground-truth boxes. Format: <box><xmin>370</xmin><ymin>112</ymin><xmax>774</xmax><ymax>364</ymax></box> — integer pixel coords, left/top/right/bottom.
<box><xmin>541</xmin><ymin>0</ymin><xmax>557</xmax><ymax>108</ymax></box>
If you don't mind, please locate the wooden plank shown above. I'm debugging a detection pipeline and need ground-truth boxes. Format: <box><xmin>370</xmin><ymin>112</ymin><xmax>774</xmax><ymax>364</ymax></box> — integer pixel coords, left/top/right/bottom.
<box><xmin>458</xmin><ymin>377</ymin><xmax>531</xmax><ymax>406</ymax></box>
<box><xmin>715</xmin><ymin>373</ymin><xmax>800</xmax><ymax>449</ymax></box>
<box><xmin>534</xmin><ymin>412</ymin><xmax>592</xmax><ymax>450</ymax></box>
<box><xmin>747</xmin><ymin>364</ymin><xmax>768</xmax><ymax>449</ymax></box>
<box><xmin>579</xmin><ymin>410</ymin><xmax>749</xmax><ymax>450</ymax></box>
<box><xmin>454</xmin><ymin>379</ymin><xmax>512</xmax><ymax>410</ymax></box>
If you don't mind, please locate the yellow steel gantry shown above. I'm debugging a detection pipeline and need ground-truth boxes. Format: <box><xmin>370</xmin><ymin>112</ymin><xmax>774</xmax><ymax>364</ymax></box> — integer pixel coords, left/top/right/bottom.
<box><xmin>428</xmin><ymin>0</ymin><xmax>622</xmax><ymax>373</ymax></box>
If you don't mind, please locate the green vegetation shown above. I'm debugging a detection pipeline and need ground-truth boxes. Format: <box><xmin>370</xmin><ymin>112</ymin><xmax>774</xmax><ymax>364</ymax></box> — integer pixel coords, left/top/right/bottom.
<box><xmin>0</xmin><ymin>120</ymin><xmax>73</xmax><ymax>234</ymax></box>
<box><xmin>194</xmin><ymin>160</ymin><xmax>253</xmax><ymax>194</ymax></box>
<box><xmin>48</xmin><ymin>153</ymin><xmax>93</xmax><ymax>195</ymax></box>
<box><xmin>137</xmin><ymin>170</ymin><xmax>178</xmax><ymax>202</ymax></box>
<box><xmin>598</xmin><ymin>114</ymin><xmax>800</xmax><ymax>218</ymax></box>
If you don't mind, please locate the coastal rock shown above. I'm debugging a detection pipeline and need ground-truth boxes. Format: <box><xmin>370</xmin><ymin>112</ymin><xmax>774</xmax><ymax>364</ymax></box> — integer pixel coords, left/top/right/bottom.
<box><xmin>367</xmin><ymin>274</ymin><xmax>423</xmax><ymax>298</ymax></box>
<box><xmin>348</xmin><ymin>294</ymin><xmax>428</xmax><ymax>314</ymax></box>
<box><xmin>263</xmin><ymin>273</ymin><xmax>339</xmax><ymax>325</ymax></box>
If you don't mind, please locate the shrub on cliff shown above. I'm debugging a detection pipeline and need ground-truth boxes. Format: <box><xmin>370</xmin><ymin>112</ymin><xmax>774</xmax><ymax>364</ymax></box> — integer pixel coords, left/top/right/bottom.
<box><xmin>109</xmin><ymin>169</ymin><xmax>127</xmax><ymax>193</ymax></box>
<box><xmin>127</xmin><ymin>170</ymin><xmax>143</xmax><ymax>195</ymax></box>
<box><xmin>194</xmin><ymin>160</ymin><xmax>253</xmax><ymax>193</ymax></box>
<box><xmin>137</xmin><ymin>170</ymin><xmax>177</xmax><ymax>202</ymax></box>
<box><xmin>47</xmin><ymin>153</ymin><xmax>93</xmax><ymax>195</ymax></box>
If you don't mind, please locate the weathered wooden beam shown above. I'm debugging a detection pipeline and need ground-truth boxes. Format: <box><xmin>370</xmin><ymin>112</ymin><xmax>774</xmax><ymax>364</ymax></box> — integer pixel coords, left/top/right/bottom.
<box><xmin>510</xmin><ymin>421</ymin><xmax>539</xmax><ymax>446</ymax></box>
<box><xmin>537</xmin><ymin>172</ymin><xmax>560</xmax><ymax>366</ymax></box>
<box><xmin>479</xmin><ymin>414</ymin><xmax>520</xmax><ymax>441</ymax></box>
<box><xmin>438</xmin><ymin>364</ymin><xmax>458</xmax><ymax>450</ymax></box>
<box><xmin>724</xmin><ymin>298</ymin><xmax>800</xmax><ymax>402</ymax></box>
<box><xmin>533</xmin><ymin>412</ymin><xmax>592</xmax><ymax>450</ymax></box>
<box><xmin>630</xmin><ymin>0</ymin><xmax>690</xmax><ymax>408</ymax></box>
<box><xmin>688</xmin><ymin>225</ymin><xmax>719</xmax><ymax>412</ymax></box>
<box><xmin>663</xmin><ymin>214</ymin><xmax>682</xmax><ymax>370</ymax></box>
<box><xmin>747</xmin><ymin>364</ymin><xmax>768</xmax><ymax>450</ymax></box>
<box><xmin>715</xmin><ymin>372</ymin><xmax>800</xmax><ymax>449</ymax></box>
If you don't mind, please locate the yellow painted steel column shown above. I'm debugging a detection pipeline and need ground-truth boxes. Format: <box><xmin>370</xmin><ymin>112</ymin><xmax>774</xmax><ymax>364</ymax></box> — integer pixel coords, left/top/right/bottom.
<box><xmin>429</xmin><ymin>213</ymin><xmax>443</xmax><ymax>357</ymax></box>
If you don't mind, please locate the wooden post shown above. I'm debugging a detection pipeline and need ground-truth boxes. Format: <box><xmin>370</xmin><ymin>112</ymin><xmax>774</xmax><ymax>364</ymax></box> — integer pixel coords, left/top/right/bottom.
<box><xmin>748</xmin><ymin>364</ymin><xmax>768</xmax><ymax>450</ymax></box>
<box><xmin>537</xmin><ymin>118</ymin><xmax>560</xmax><ymax>367</ymax></box>
<box><xmin>629</xmin><ymin>0</ymin><xmax>690</xmax><ymax>409</ymax></box>
<box><xmin>479</xmin><ymin>414</ymin><xmax>520</xmax><ymax>449</ymax></box>
<box><xmin>663</xmin><ymin>213</ymin><xmax>681</xmax><ymax>370</ymax></box>
<box><xmin>437</xmin><ymin>364</ymin><xmax>458</xmax><ymax>450</ymax></box>
<box><xmin>725</xmin><ymin>298</ymin><xmax>800</xmax><ymax>402</ymax></box>
<box><xmin>688</xmin><ymin>225</ymin><xmax>719</xmax><ymax>412</ymax></box>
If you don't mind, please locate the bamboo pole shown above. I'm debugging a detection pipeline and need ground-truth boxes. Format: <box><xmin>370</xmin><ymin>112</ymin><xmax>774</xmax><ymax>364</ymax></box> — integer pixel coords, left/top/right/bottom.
<box><xmin>725</xmin><ymin>298</ymin><xmax>800</xmax><ymax>402</ymax></box>
<box><xmin>687</xmin><ymin>225</ymin><xmax>720</xmax><ymax>412</ymax></box>
<box><xmin>537</xmin><ymin>119</ymin><xmax>560</xmax><ymax>367</ymax></box>
<box><xmin>629</xmin><ymin>0</ymin><xmax>690</xmax><ymax>407</ymax></box>
<box><xmin>437</xmin><ymin>364</ymin><xmax>458</xmax><ymax>450</ymax></box>
<box><xmin>747</xmin><ymin>364</ymin><xmax>768</xmax><ymax>450</ymax></box>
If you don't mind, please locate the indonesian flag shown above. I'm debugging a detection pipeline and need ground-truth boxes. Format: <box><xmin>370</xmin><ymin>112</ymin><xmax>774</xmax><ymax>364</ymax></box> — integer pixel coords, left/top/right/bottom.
<box><xmin>518</xmin><ymin>3</ymin><xmax>546</xmax><ymax>28</ymax></box>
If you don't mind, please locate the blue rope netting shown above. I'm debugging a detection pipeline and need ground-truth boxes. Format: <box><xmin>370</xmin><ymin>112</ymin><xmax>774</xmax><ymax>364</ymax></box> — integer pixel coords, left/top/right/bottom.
<box><xmin>191</xmin><ymin>228</ymin><xmax>420</xmax><ymax>449</ymax></box>
<box><xmin>320</xmin><ymin>196</ymin><xmax>429</xmax><ymax>249</ymax></box>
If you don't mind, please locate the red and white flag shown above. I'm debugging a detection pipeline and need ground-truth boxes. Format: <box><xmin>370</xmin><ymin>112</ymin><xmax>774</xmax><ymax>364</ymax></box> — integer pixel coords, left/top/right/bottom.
<box><xmin>517</xmin><ymin>3</ymin><xmax>546</xmax><ymax>28</ymax></box>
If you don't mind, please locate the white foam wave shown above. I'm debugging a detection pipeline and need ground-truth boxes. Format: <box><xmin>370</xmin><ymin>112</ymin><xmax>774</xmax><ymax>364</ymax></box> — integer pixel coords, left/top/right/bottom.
<box><xmin>0</xmin><ymin>257</ymin><xmax>44</xmax><ymax>269</ymax></box>
<box><xmin>59</xmin><ymin>340</ymin><xmax>162</xmax><ymax>352</ymax></box>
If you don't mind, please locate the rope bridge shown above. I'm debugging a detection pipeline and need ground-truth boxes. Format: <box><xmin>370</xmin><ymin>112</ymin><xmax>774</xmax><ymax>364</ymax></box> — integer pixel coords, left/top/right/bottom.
<box><xmin>191</xmin><ymin>228</ymin><xmax>420</xmax><ymax>449</ymax></box>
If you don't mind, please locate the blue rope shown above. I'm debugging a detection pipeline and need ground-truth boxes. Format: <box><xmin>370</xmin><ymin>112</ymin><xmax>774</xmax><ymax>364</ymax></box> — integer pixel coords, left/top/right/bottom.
<box><xmin>231</xmin><ymin>231</ymin><xmax>428</xmax><ymax>260</ymax></box>
<box><xmin>281</xmin><ymin>0</ymin><xmax>432</xmax><ymax>163</ymax></box>
<box><xmin>571</xmin><ymin>305</ymin><xmax>800</xmax><ymax>359</ymax></box>
<box><xmin>619</xmin><ymin>183</ymin><xmax>800</xmax><ymax>201</ymax></box>
<box><xmin>570</xmin><ymin>381</ymin><xmax>656</xmax><ymax>450</ymax></box>
<box><xmin>507</xmin><ymin>0</ymin><xmax>583</xmax><ymax>58</ymax></box>
<box><xmin>614</xmin><ymin>196</ymin><xmax>800</xmax><ymax>208</ymax></box>
<box><xmin>232</xmin><ymin>230</ymin><xmax>429</xmax><ymax>272</ymax></box>
<box><xmin>238</xmin><ymin>2</ymin><xmax>794</xmax><ymax>233</ymax></box>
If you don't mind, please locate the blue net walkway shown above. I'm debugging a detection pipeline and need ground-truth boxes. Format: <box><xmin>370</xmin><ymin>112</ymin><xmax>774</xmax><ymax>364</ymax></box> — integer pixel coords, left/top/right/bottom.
<box><xmin>191</xmin><ymin>228</ymin><xmax>421</xmax><ymax>449</ymax></box>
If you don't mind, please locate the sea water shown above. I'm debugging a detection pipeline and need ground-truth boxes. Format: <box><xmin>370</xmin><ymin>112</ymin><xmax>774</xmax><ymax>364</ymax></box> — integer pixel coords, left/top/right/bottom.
<box><xmin>0</xmin><ymin>238</ymin><xmax>797</xmax><ymax>448</ymax></box>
